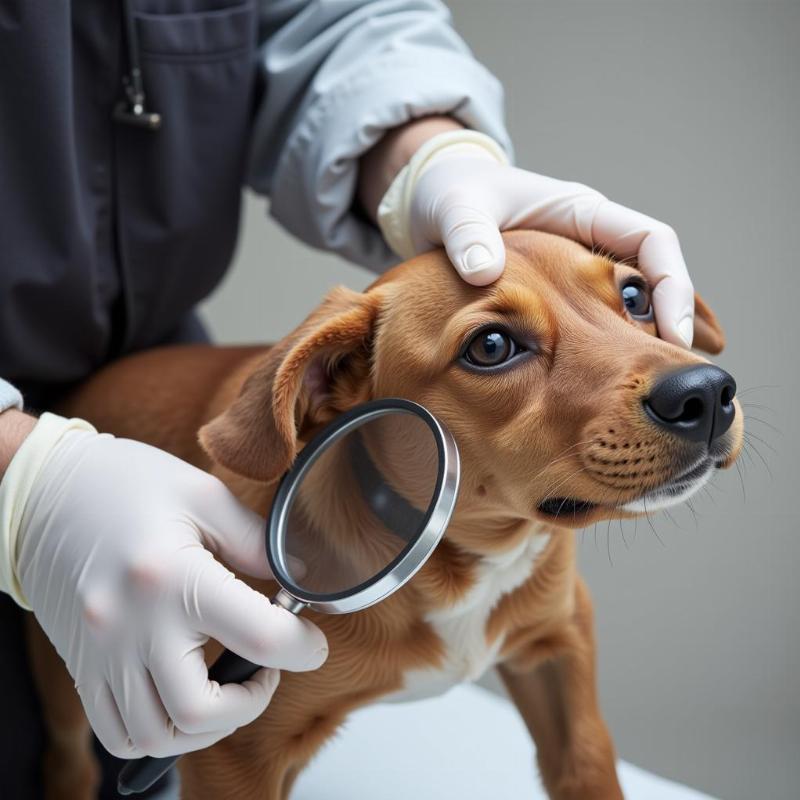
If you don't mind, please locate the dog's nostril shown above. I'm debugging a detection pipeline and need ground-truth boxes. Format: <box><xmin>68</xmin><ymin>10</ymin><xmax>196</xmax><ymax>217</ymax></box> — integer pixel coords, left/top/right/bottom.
<box><xmin>720</xmin><ymin>384</ymin><xmax>735</xmax><ymax>408</ymax></box>
<box><xmin>644</xmin><ymin>365</ymin><xmax>737</xmax><ymax>444</ymax></box>
<box><xmin>675</xmin><ymin>396</ymin><xmax>705</xmax><ymax>423</ymax></box>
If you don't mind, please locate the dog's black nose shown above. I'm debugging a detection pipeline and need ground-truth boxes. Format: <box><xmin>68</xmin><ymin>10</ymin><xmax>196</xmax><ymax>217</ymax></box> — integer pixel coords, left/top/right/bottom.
<box><xmin>644</xmin><ymin>365</ymin><xmax>736</xmax><ymax>444</ymax></box>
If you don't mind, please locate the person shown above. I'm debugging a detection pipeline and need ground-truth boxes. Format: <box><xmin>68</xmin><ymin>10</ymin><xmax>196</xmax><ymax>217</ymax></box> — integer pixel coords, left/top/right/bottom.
<box><xmin>0</xmin><ymin>1</ymin><xmax>695</xmax><ymax>797</ymax></box>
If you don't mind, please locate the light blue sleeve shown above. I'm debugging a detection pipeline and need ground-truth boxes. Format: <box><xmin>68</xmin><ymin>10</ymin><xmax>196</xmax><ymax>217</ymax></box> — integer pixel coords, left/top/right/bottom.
<box><xmin>246</xmin><ymin>0</ymin><xmax>513</xmax><ymax>271</ymax></box>
<box><xmin>0</xmin><ymin>379</ymin><xmax>23</xmax><ymax>414</ymax></box>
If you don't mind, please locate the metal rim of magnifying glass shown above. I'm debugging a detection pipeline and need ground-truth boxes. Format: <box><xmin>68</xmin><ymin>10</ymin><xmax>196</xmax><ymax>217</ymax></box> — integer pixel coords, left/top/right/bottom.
<box><xmin>266</xmin><ymin>398</ymin><xmax>460</xmax><ymax>615</ymax></box>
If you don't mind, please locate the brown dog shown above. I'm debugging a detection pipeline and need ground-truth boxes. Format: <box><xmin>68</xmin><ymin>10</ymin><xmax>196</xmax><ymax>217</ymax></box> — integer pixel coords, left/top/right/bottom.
<box><xmin>28</xmin><ymin>230</ymin><xmax>743</xmax><ymax>800</ymax></box>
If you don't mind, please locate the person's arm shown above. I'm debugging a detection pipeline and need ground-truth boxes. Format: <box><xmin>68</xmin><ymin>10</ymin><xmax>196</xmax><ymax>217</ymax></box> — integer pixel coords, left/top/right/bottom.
<box><xmin>247</xmin><ymin>0</ymin><xmax>511</xmax><ymax>269</ymax></box>
<box><xmin>0</xmin><ymin>410</ymin><xmax>36</xmax><ymax>480</ymax></box>
<box><xmin>0</xmin><ymin>379</ymin><xmax>33</xmax><ymax>480</ymax></box>
<box><xmin>0</xmin><ymin>381</ymin><xmax>37</xmax><ymax>605</ymax></box>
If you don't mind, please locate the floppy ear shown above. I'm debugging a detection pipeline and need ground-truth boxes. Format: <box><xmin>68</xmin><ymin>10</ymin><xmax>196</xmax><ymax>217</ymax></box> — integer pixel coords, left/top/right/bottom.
<box><xmin>692</xmin><ymin>293</ymin><xmax>726</xmax><ymax>354</ymax></box>
<box><xmin>199</xmin><ymin>286</ymin><xmax>385</xmax><ymax>482</ymax></box>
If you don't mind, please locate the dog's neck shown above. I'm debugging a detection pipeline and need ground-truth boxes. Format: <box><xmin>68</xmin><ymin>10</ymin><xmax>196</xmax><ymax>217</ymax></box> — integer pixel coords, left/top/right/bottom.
<box><xmin>277</xmin><ymin>437</ymin><xmax>552</xmax><ymax>613</ymax></box>
<box><xmin>411</xmin><ymin>509</ymin><xmax>553</xmax><ymax>609</ymax></box>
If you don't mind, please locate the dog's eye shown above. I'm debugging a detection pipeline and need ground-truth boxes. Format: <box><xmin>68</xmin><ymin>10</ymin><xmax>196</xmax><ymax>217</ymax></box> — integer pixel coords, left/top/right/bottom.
<box><xmin>621</xmin><ymin>280</ymin><xmax>652</xmax><ymax>319</ymax></box>
<box><xmin>462</xmin><ymin>329</ymin><xmax>524</xmax><ymax>368</ymax></box>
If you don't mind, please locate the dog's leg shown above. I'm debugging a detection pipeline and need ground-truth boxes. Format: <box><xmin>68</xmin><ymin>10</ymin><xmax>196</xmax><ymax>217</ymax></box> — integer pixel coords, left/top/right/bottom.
<box><xmin>25</xmin><ymin>616</ymin><xmax>99</xmax><ymax>800</ymax></box>
<box><xmin>497</xmin><ymin>578</ymin><xmax>623</xmax><ymax>800</ymax></box>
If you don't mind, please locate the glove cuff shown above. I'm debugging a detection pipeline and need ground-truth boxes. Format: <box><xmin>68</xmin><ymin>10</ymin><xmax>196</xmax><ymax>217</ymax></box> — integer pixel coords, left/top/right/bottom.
<box><xmin>377</xmin><ymin>129</ymin><xmax>510</xmax><ymax>260</ymax></box>
<box><xmin>0</xmin><ymin>412</ymin><xmax>96</xmax><ymax>608</ymax></box>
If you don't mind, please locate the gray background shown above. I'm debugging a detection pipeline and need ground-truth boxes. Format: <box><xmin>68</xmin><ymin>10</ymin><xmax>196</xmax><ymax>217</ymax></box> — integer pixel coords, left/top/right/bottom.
<box><xmin>200</xmin><ymin>2</ymin><xmax>799</xmax><ymax>798</ymax></box>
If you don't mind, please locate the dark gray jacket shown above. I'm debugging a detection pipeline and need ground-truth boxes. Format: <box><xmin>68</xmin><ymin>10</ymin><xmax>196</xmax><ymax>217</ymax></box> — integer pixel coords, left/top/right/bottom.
<box><xmin>0</xmin><ymin>0</ymin><xmax>510</xmax><ymax>402</ymax></box>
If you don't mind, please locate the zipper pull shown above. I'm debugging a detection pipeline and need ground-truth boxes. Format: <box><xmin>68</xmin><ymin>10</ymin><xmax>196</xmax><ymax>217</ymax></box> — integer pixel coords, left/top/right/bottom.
<box><xmin>114</xmin><ymin>70</ymin><xmax>161</xmax><ymax>131</ymax></box>
<box><xmin>114</xmin><ymin>1</ymin><xmax>161</xmax><ymax>131</ymax></box>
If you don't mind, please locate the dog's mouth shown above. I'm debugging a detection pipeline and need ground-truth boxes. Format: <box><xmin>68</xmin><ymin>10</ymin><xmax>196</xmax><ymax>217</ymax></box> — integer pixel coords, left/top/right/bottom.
<box><xmin>536</xmin><ymin>497</ymin><xmax>599</xmax><ymax>519</ymax></box>
<box><xmin>536</xmin><ymin>453</ymin><xmax>728</xmax><ymax>521</ymax></box>
<box><xmin>660</xmin><ymin>457</ymin><xmax>717</xmax><ymax>494</ymax></box>
<box><xmin>620</xmin><ymin>455</ymin><xmax>720</xmax><ymax>514</ymax></box>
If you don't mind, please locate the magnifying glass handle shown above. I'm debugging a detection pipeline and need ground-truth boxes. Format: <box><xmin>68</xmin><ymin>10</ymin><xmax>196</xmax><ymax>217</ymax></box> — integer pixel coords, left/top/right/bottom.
<box><xmin>117</xmin><ymin>590</ymin><xmax>304</xmax><ymax>795</ymax></box>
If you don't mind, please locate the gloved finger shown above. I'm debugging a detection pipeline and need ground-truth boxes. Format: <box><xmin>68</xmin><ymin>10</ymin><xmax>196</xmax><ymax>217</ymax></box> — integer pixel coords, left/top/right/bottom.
<box><xmin>590</xmin><ymin>200</ymin><xmax>695</xmax><ymax>348</ymax></box>
<box><xmin>106</xmin><ymin>660</ymin><xmax>234</xmax><ymax>758</ymax></box>
<box><xmin>78</xmin><ymin>680</ymin><xmax>137</xmax><ymax>759</ymax></box>
<box><xmin>637</xmin><ymin>224</ymin><xmax>695</xmax><ymax>348</ymax></box>
<box><xmin>186</xmin><ymin>552</ymin><xmax>328</xmax><ymax>672</ymax></box>
<box><xmin>150</xmin><ymin>639</ymin><xmax>280</xmax><ymax>735</ymax></box>
<box><xmin>436</xmin><ymin>201</ymin><xmax>507</xmax><ymax>286</ymax></box>
<box><xmin>106</xmin><ymin>660</ymin><xmax>173</xmax><ymax>755</ymax></box>
<box><xmin>190</xmin><ymin>475</ymin><xmax>272</xmax><ymax>580</ymax></box>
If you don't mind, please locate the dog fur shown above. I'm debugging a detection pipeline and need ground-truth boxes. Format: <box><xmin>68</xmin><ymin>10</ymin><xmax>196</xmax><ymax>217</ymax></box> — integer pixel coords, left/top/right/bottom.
<box><xmin>27</xmin><ymin>230</ymin><xmax>743</xmax><ymax>800</ymax></box>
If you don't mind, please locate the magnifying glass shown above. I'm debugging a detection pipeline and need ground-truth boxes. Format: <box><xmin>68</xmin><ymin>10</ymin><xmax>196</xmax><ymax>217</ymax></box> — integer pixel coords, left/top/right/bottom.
<box><xmin>118</xmin><ymin>398</ymin><xmax>460</xmax><ymax>795</ymax></box>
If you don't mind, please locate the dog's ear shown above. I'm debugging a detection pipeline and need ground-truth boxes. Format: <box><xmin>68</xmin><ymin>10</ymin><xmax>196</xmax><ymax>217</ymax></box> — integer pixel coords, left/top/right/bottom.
<box><xmin>692</xmin><ymin>293</ymin><xmax>725</xmax><ymax>354</ymax></box>
<box><xmin>199</xmin><ymin>286</ymin><xmax>385</xmax><ymax>482</ymax></box>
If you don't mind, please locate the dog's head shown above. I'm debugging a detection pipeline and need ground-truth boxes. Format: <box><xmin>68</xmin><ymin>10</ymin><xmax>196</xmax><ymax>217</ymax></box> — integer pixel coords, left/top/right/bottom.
<box><xmin>200</xmin><ymin>231</ymin><xmax>743</xmax><ymax>543</ymax></box>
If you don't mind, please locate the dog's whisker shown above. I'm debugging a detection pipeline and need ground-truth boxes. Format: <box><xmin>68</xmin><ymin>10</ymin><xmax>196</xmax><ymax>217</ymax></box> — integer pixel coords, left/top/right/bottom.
<box><xmin>537</xmin><ymin>465</ymin><xmax>591</xmax><ymax>508</ymax></box>
<box><xmin>701</xmin><ymin>485</ymin><xmax>717</xmax><ymax>506</ymax></box>
<box><xmin>538</xmin><ymin>438</ymin><xmax>596</xmax><ymax>473</ymax></box>
<box><xmin>742</xmin><ymin>415</ymin><xmax>782</xmax><ymax>435</ymax></box>
<box><xmin>610</xmin><ymin>488</ymin><xmax>628</xmax><ymax>551</ymax></box>
<box><xmin>549</xmin><ymin>437</ymin><xmax>596</xmax><ymax>459</ymax></box>
<box><xmin>740</xmin><ymin>401</ymin><xmax>777</xmax><ymax>415</ymax></box>
<box><xmin>662</xmin><ymin>506</ymin><xmax>682</xmax><ymax>531</ymax></box>
<box><xmin>742</xmin><ymin>434</ymin><xmax>774</xmax><ymax>470</ymax></box>
<box><xmin>554</xmin><ymin>494</ymin><xmax>576</xmax><ymax>518</ymax></box>
<box><xmin>742</xmin><ymin>429</ymin><xmax>777</xmax><ymax>454</ymax></box>
<box><xmin>738</xmin><ymin>442</ymin><xmax>754</xmax><ymax>471</ymax></box>
<box><xmin>642</xmin><ymin>496</ymin><xmax>666</xmax><ymax>547</ymax></box>
<box><xmin>736</xmin><ymin>384</ymin><xmax>780</xmax><ymax>398</ymax></box>
<box><xmin>606</xmin><ymin>512</ymin><xmax>614</xmax><ymax>566</ymax></box>
<box><xmin>743</xmin><ymin>439</ymin><xmax>773</xmax><ymax>479</ymax></box>
<box><xmin>685</xmin><ymin>498</ymin><xmax>700</xmax><ymax>529</ymax></box>
<box><xmin>734</xmin><ymin>459</ymin><xmax>747</xmax><ymax>503</ymax></box>
<box><xmin>604</xmin><ymin>488</ymin><xmax>626</xmax><ymax>564</ymax></box>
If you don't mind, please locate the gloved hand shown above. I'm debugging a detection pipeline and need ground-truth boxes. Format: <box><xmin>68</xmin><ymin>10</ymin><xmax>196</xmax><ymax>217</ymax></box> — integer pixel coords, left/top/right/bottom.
<box><xmin>2</xmin><ymin>413</ymin><xmax>327</xmax><ymax>758</ymax></box>
<box><xmin>378</xmin><ymin>130</ymin><xmax>695</xmax><ymax>349</ymax></box>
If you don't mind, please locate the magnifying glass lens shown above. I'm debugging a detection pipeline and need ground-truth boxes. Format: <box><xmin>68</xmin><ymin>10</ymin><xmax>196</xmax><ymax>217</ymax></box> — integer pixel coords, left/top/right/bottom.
<box><xmin>280</xmin><ymin>412</ymin><xmax>440</xmax><ymax>596</ymax></box>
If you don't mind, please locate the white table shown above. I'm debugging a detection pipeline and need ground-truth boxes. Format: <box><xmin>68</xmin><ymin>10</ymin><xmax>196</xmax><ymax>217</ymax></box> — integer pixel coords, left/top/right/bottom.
<box><xmin>292</xmin><ymin>684</ymin><xmax>716</xmax><ymax>800</ymax></box>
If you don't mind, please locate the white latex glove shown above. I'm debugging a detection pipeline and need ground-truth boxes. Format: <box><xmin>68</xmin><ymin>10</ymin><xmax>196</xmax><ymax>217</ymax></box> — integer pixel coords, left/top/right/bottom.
<box><xmin>1</xmin><ymin>414</ymin><xmax>327</xmax><ymax>758</ymax></box>
<box><xmin>378</xmin><ymin>130</ymin><xmax>695</xmax><ymax>349</ymax></box>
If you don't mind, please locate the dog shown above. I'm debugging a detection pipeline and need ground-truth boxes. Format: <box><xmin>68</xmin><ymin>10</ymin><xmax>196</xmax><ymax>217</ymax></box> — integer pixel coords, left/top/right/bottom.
<box><xmin>27</xmin><ymin>230</ymin><xmax>743</xmax><ymax>799</ymax></box>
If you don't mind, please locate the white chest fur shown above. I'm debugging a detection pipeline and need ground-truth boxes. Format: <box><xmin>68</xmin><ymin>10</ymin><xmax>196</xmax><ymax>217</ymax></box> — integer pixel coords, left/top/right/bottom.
<box><xmin>384</xmin><ymin>531</ymin><xmax>551</xmax><ymax>704</ymax></box>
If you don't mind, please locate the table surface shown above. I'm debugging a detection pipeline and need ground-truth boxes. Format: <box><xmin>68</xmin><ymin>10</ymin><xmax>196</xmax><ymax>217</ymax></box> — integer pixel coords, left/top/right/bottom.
<box><xmin>292</xmin><ymin>684</ymin><xmax>717</xmax><ymax>800</ymax></box>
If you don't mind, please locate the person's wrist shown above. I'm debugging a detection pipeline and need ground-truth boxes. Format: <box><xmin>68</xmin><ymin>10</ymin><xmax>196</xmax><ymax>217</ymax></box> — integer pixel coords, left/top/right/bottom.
<box><xmin>0</xmin><ymin>410</ymin><xmax>37</xmax><ymax>480</ymax></box>
<box><xmin>358</xmin><ymin>115</ymin><xmax>464</xmax><ymax>223</ymax></box>
<box><xmin>0</xmin><ymin>413</ymin><xmax>96</xmax><ymax>607</ymax></box>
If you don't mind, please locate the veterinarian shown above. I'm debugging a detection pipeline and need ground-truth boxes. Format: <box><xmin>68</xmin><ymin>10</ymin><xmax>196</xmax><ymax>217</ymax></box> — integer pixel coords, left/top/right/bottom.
<box><xmin>0</xmin><ymin>1</ymin><xmax>696</xmax><ymax>797</ymax></box>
